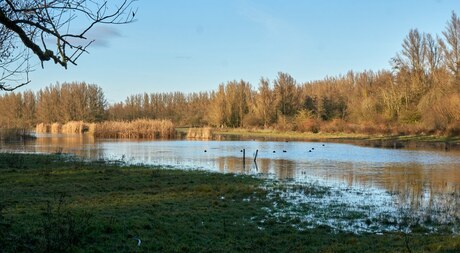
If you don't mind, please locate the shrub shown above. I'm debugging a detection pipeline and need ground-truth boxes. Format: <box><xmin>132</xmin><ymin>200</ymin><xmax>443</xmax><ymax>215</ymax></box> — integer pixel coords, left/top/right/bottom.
<box><xmin>276</xmin><ymin>115</ymin><xmax>295</xmax><ymax>132</ymax></box>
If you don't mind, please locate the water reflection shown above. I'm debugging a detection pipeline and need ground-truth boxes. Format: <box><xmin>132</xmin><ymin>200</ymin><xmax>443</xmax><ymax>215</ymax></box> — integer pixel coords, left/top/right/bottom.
<box><xmin>380</xmin><ymin>164</ymin><xmax>460</xmax><ymax>224</ymax></box>
<box><xmin>2</xmin><ymin>135</ymin><xmax>460</xmax><ymax>229</ymax></box>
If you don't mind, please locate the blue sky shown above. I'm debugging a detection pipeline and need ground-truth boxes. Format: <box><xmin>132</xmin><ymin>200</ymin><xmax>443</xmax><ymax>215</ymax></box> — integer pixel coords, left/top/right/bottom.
<box><xmin>19</xmin><ymin>0</ymin><xmax>460</xmax><ymax>103</ymax></box>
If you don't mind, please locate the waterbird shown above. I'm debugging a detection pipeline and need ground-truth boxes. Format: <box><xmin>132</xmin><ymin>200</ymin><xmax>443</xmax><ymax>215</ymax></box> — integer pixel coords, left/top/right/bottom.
<box><xmin>322</xmin><ymin>144</ymin><xmax>325</xmax><ymax>146</ymax></box>
<box><xmin>312</xmin><ymin>148</ymin><xmax>315</xmax><ymax>150</ymax></box>
<box><xmin>204</xmin><ymin>150</ymin><xmax>207</xmax><ymax>152</ymax></box>
<box><xmin>273</xmin><ymin>151</ymin><xmax>276</xmax><ymax>153</ymax></box>
<box><xmin>308</xmin><ymin>150</ymin><xmax>312</xmax><ymax>153</ymax></box>
<box><xmin>283</xmin><ymin>150</ymin><xmax>287</xmax><ymax>153</ymax></box>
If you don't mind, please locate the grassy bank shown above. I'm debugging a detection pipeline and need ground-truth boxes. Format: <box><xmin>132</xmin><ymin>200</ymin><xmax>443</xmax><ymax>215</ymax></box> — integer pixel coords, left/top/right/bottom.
<box><xmin>213</xmin><ymin>128</ymin><xmax>459</xmax><ymax>141</ymax></box>
<box><xmin>0</xmin><ymin>153</ymin><xmax>459</xmax><ymax>252</ymax></box>
<box><xmin>209</xmin><ymin>128</ymin><xmax>460</xmax><ymax>149</ymax></box>
<box><xmin>214</xmin><ymin>128</ymin><xmax>369</xmax><ymax>140</ymax></box>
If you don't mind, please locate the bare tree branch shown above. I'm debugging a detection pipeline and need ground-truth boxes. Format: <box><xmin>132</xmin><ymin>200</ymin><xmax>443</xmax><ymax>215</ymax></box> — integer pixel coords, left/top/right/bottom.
<box><xmin>0</xmin><ymin>0</ymin><xmax>137</xmax><ymax>91</ymax></box>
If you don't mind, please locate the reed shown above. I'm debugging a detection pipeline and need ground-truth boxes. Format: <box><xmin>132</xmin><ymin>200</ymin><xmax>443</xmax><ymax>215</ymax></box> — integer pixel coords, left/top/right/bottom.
<box><xmin>50</xmin><ymin>123</ymin><xmax>62</xmax><ymax>134</ymax></box>
<box><xmin>93</xmin><ymin>119</ymin><xmax>176</xmax><ymax>139</ymax></box>
<box><xmin>35</xmin><ymin>120</ymin><xmax>175</xmax><ymax>139</ymax></box>
<box><xmin>87</xmin><ymin>123</ymin><xmax>97</xmax><ymax>135</ymax></box>
<box><xmin>186</xmin><ymin>127</ymin><xmax>213</xmax><ymax>140</ymax></box>
<box><xmin>35</xmin><ymin>123</ymin><xmax>50</xmax><ymax>134</ymax></box>
<box><xmin>61</xmin><ymin>121</ymin><xmax>88</xmax><ymax>134</ymax></box>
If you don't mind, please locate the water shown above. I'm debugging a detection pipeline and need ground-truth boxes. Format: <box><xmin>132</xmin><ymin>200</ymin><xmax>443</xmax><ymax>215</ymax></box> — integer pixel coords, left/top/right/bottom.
<box><xmin>2</xmin><ymin>134</ymin><xmax>460</xmax><ymax>233</ymax></box>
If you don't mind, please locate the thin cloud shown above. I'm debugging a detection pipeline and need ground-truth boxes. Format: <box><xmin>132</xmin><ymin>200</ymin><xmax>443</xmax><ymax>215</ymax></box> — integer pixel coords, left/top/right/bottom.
<box><xmin>238</xmin><ymin>1</ymin><xmax>288</xmax><ymax>37</ymax></box>
<box><xmin>85</xmin><ymin>26</ymin><xmax>122</xmax><ymax>48</ymax></box>
<box><xmin>44</xmin><ymin>25</ymin><xmax>122</xmax><ymax>49</ymax></box>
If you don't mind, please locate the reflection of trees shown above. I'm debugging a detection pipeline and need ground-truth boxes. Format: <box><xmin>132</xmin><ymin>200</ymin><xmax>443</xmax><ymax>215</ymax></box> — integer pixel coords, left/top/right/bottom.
<box><xmin>34</xmin><ymin>134</ymin><xmax>98</xmax><ymax>158</ymax></box>
<box><xmin>214</xmin><ymin>157</ymin><xmax>296</xmax><ymax>179</ymax></box>
<box><xmin>273</xmin><ymin>159</ymin><xmax>296</xmax><ymax>179</ymax></box>
<box><xmin>216</xmin><ymin>156</ymin><xmax>246</xmax><ymax>174</ymax></box>
<box><xmin>379</xmin><ymin>164</ymin><xmax>460</xmax><ymax>221</ymax></box>
<box><xmin>337</xmin><ymin>163</ymin><xmax>460</xmax><ymax>222</ymax></box>
<box><xmin>226</xmin><ymin>157</ymin><xmax>240</xmax><ymax>174</ymax></box>
<box><xmin>257</xmin><ymin>158</ymin><xmax>272</xmax><ymax>175</ymax></box>
<box><xmin>217</xmin><ymin>156</ymin><xmax>226</xmax><ymax>173</ymax></box>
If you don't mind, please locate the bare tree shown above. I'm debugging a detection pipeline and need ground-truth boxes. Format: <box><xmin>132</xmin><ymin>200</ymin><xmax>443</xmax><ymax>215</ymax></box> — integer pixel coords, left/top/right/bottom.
<box><xmin>392</xmin><ymin>29</ymin><xmax>426</xmax><ymax>72</ymax></box>
<box><xmin>254</xmin><ymin>78</ymin><xmax>275</xmax><ymax>127</ymax></box>
<box><xmin>0</xmin><ymin>0</ymin><xmax>136</xmax><ymax>91</ymax></box>
<box><xmin>439</xmin><ymin>11</ymin><xmax>460</xmax><ymax>80</ymax></box>
<box><xmin>425</xmin><ymin>33</ymin><xmax>443</xmax><ymax>73</ymax></box>
<box><xmin>274</xmin><ymin>72</ymin><xmax>299</xmax><ymax>117</ymax></box>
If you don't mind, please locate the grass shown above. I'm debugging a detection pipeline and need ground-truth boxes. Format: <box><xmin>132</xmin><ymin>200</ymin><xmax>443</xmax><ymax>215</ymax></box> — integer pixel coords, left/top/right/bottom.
<box><xmin>0</xmin><ymin>153</ymin><xmax>459</xmax><ymax>252</ymax></box>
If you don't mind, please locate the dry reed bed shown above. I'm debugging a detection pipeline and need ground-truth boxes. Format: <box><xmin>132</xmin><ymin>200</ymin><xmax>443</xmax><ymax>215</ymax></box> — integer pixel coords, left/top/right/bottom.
<box><xmin>35</xmin><ymin>123</ymin><xmax>50</xmax><ymax>134</ymax></box>
<box><xmin>51</xmin><ymin>123</ymin><xmax>62</xmax><ymax>134</ymax></box>
<box><xmin>94</xmin><ymin>119</ymin><xmax>175</xmax><ymax>139</ymax></box>
<box><xmin>61</xmin><ymin>121</ymin><xmax>88</xmax><ymax>134</ymax></box>
<box><xmin>35</xmin><ymin>120</ymin><xmax>176</xmax><ymax>139</ymax></box>
<box><xmin>186</xmin><ymin>127</ymin><xmax>213</xmax><ymax>139</ymax></box>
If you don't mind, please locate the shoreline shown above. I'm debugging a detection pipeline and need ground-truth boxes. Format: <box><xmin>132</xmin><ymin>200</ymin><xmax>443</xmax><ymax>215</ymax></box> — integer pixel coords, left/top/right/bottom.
<box><xmin>180</xmin><ymin>127</ymin><xmax>460</xmax><ymax>150</ymax></box>
<box><xmin>3</xmin><ymin>126</ymin><xmax>460</xmax><ymax>151</ymax></box>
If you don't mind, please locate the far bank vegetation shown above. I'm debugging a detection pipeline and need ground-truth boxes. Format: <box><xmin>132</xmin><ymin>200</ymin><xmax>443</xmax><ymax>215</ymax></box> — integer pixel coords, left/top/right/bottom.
<box><xmin>2</xmin><ymin>13</ymin><xmax>460</xmax><ymax>137</ymax></box>
<box><xmin>187</xmin><ymin>127</ymin><xmax>213</xmax><ymax>139</ymax></box>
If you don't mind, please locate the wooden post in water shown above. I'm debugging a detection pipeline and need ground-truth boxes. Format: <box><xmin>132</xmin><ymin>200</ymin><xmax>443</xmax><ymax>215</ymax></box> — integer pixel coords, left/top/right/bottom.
<box><xmin>242</xmin><ymin>149</ymin><xmax>246</xmax><ymax>169</ymax></box>
<box><xmin>253</xmin><ymin>149</ymin><xmax>259</xmax><ymax>172</ymax></box>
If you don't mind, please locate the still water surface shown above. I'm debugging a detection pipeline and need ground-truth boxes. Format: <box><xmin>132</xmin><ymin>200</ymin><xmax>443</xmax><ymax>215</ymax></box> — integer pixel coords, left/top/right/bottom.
<box><xmin>3</xmin><ymin>134</ymin><xmax>460</xmax><ymax>232</ymax></box>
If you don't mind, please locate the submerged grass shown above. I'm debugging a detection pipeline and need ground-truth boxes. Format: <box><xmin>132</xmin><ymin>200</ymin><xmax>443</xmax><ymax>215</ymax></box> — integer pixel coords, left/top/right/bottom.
<box><xmin>0</xmin><ymin>153</ymin><xmax>459</xmax><ymax>252</ymax></box>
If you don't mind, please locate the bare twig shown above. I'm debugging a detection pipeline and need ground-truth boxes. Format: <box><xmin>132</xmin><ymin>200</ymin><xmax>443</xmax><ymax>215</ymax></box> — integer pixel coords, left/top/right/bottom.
<box><xmin>0</xmin><ymin>0</ymin><xmax>137</xmax><ymax>91</ymax></box>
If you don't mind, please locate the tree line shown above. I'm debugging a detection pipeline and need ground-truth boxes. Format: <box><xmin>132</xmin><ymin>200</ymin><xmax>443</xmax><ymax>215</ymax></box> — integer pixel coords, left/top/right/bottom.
<box><xmin>1</xmin><ymin>12</ymin><xmax>460</xmax><ymax>135</ymax></box>
<box><xmin>0</xmin><ymin>82</ymin><xmax>106</xmax><ymax>129</ymax></box>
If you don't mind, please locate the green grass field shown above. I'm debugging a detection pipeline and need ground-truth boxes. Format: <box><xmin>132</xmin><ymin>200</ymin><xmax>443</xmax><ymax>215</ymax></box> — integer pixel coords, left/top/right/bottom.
<box><xmin>0</xmin><ymin>153</ymin><xmax>459</xmax><ymax>252</ymax></box>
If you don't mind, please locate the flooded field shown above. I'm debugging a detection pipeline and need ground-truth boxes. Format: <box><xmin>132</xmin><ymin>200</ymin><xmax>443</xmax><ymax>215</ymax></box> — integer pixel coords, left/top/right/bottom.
<box><xmin>2</xmin><ymin>134</ymin><xmax>460</xmax><ymax>233</ymax></box>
